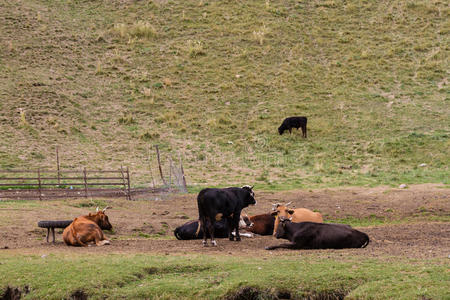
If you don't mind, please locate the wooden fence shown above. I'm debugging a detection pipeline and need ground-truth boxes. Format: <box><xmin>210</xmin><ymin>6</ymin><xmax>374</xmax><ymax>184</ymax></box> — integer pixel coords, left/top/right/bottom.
<box><xmin>0</xmin><ymin>167</ymin><xmax>131</xmax><ymax>200</ymax></box>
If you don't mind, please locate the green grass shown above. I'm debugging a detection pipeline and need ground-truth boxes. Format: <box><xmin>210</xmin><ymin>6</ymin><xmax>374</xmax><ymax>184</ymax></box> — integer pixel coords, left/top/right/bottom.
<box><xmin>0</xmin><ymin>253</ymin><xmax>448</xmax><ymax>300</ymax></box>
<box><xmin>69</xmin><ymin>199</ymin><xmax>109</xmax><ymax>209</ymax></box>
<box><xmin>325</xmin><ymin>214</ymin><xmax>450</xmax><ymax>227</ymax></box>
<box><xmin>0</xmin><ymin>0</ymin><xmax>448</xmax><ymax>189</ymax></box>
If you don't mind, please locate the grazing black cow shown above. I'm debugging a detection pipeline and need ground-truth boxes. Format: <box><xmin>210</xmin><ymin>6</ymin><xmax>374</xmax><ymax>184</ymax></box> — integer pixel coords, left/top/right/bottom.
<box><xmin>197</xmin><ymin>185</ymin><xmax>256</xmax><ymax>246</ymax></box>
<box><xmin>174</xmin><ymin>219</ymin><xmax>254</xmax><ymax>240</ymax></box>
<box><xmin>278</xmin><ymin>116</ymin><xmax>307</xmax><ymax>138</ymax></box>
<box><xmin>265</xmin><ymin>218</ymin><xmax>369</xmax><ymax>250</ymax></box>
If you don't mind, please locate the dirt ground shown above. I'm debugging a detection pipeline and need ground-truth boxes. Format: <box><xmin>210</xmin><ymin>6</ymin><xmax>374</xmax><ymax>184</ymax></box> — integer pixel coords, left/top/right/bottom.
<box><xmin>0</xmin><ymin>184</ymin><xmax>449</xmax><ymax>259</ymax></box>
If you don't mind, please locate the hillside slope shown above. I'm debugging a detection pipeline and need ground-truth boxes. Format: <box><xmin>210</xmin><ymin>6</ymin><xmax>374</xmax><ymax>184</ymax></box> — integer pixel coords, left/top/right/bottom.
<box><xmin>0</xmin><ymin>0</ymin><xmax>448</xmax><ymax>188</ymax></box>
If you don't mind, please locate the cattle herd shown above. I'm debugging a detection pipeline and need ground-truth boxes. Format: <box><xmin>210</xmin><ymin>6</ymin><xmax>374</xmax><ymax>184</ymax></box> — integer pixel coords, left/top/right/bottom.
<box><xmin>61</xmin><ymin>186</ymin><xmax>369</xmax><ymax>251</ymax></box>
<box><xmin>58</xmin><ymin>116</ymin><xmax>369</xmax><ymax>250</ymax></box>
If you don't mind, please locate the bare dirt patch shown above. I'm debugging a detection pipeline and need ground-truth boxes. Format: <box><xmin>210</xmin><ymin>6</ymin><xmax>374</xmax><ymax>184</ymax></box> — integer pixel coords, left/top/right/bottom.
<box><xmin>1</xmin><ymin>184</ymin><xmax>449</xmax><ymax>259</ymax></box>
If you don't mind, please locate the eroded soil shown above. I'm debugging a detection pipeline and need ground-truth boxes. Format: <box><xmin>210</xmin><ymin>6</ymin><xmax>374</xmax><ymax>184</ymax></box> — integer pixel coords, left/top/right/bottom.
<box><xmin>0</xmin><ymin>184</ymin><xmax>449</xmax><ymax>259</ymax></box>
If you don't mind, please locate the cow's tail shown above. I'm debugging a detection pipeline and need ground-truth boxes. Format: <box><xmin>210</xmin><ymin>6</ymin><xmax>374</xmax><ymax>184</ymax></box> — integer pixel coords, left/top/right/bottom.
<box><xmin>361</xmin><ymin>234</ymin><xmax>370</xmax><ymax>248</ymax></box>
<box><xmin>174</xmin><ymin>227</ymin><xmax>182</xmax><ymax>240</ymax></box>
<box><xmin>196</xmin><ymin>189</ymin><xmax>207</xmax><ymax>238</ymax></box>
<box><xmin>195</xmin><ymin>220</ymin><xmax>202</xmax><ymax>237</ymax></box>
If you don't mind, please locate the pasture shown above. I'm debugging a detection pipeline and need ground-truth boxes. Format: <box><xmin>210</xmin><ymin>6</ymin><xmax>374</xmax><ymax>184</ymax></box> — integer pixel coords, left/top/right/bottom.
<box><xmin>0</xmin><ymin>0</ymin><xmax>448</xmax><ymax>188</ymax></box>
<box><xmin>1</xmin><ymin>184</ymin><xmax>449</xmax><ymax>299</ymax></box>
<box><xmin>1</xmin><ymin>0</ymin><xmax>449</xmax><ymax>298</ymax></box>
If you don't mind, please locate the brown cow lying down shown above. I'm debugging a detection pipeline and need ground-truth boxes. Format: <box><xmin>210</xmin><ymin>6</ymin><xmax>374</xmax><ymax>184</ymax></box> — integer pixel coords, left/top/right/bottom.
<box><xmin>239</xmin><ymin>213</ymin><xmax>275</xmax><ymax>235</ymax></box>
<box><xmin>271</xmin><ymin>202</ymin><xmax>323</xmax><ymax>236</ymax></box>
<box><xmin>63</xmin><ymin>207</ymin><xmax>112</xmax><ymax>247</ymax></box>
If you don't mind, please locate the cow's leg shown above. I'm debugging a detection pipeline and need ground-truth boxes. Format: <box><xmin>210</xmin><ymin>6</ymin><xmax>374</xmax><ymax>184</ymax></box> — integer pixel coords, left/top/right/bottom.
<box><xmin>93</xmin><ymin>229</ymin><xmax>110</xmax><ymax>246</ymax></box>
<box><xmin>232</xmin><ymin>213</ymin><xmax>241</xmax><ymax>241</ymax></box>
<box><xmin>273</xmin><ymin>217</ymin><xmax>280</xmax><ymax>236</ymax></box>
<box><xmin>208</xmin><ymin>219</ymin><xmax>217</xmax><ymax>246</ymax></box>
<box><xmin>302</xmin><ymin>125</ymin><xmax>307</xmax><ymax>138</ymax></box>
<box><xmin>227</xmin><ymin>217</ymin><xmax>234</xmax><ymax>241</ymax></box>
<box><xmin>67</xmin><ymin>234</ymin><xmax>87</xmax><ymax>247</ymax></box>
<box><xmin>200</xmin><ymin>217</ymin><xmax>208</xmax><ymax>246</ymax></box>
<box><xmin>265</xmin><ymin>242</ymin><xmax>297</xmax><ymax>250</ymax></box>
<box><xmin>46</xmin><ymin>228</ymin><xmax>50</xmax><ymax>243</ymax></box>
<box><xmin>96</xmin><ymin>239</ymin><xmax>110</xmax><ymax>246</ymax></box>
<box><xmin>289</xmin><ymin>128</ymin><xmax>292</xmax><ymax>134</ymax></box>
<box><xmin>75</xmin><ymin>233</ymin><xmax>89</xmax><ymax>247</ymax></box>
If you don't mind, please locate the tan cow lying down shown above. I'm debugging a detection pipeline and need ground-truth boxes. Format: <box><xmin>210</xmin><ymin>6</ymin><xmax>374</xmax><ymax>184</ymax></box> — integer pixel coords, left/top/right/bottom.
<box><xmin>63</xmin><ymin>207</ymin><xmax>112</xmax><ymax>246</ymax></box>
<box><xmin>271</xmin><ymin>202</ymin><xmax>323</xmax><ymax>236</ymax></box>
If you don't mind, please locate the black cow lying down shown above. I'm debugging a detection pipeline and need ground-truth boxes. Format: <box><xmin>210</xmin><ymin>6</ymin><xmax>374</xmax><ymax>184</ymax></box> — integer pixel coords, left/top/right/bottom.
<box><xmin>265</xmin><ymin>218</ymin><xmax>369</xmax><ymax>250</ymax></box>
<box><xmin>174</xmin><ymin>219</ymin><xmax>253</xmax><ymax>240</ymax></box>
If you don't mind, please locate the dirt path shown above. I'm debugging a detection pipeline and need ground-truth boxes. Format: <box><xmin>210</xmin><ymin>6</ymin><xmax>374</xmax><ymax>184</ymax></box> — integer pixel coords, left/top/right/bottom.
<box><xmin>1</xmin><ymin>184</ymin><xmax>449</xmax><ymax>259</ymax></box>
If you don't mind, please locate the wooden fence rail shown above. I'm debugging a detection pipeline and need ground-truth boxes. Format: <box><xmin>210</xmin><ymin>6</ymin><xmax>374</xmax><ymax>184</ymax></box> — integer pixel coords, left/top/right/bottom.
<box><xmin>0</xmin><ymin>168</ymin><xmax>131</xmax><ymax>200</ymax></box>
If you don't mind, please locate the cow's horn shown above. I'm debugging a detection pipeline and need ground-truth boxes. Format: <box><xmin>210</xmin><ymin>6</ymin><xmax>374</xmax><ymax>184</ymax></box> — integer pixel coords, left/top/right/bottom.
<box><xmin>96</xmin><ymin>207</ymin><xmax>99</xmax><ymax>212</ymax></box>
<box><xmin>271</xmin><ymin>203</ymin><xmax>280</xmax><ymax>211</ymax></box>
<box><xmin>285</xmin><ymin>201</ymin><xmax>292</xmax><ymax>207</ymax></box>
<box><xmin>102</xmin><ymin>206</ymin><xmax>112</xmax><ymax>212</ymax></box>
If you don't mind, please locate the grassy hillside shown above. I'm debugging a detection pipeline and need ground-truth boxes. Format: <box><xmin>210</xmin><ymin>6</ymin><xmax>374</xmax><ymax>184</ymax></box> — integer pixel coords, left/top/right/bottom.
<box><xmin>0</xmin><ymin>0</ymin><xmax>448</xmax><ymax>188</ymax></box>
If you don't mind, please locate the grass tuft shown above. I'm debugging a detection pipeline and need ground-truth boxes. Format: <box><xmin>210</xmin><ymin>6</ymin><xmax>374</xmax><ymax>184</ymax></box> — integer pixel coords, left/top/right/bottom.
<box><xmin>187</xmin><ymin>40</ymin><xmax>206</xmax><ymax>58</ymax></box>
<box><xmin>112</xmin><ymin>21</ymin><xmax>157</xmax><ymax>40</ymax></box>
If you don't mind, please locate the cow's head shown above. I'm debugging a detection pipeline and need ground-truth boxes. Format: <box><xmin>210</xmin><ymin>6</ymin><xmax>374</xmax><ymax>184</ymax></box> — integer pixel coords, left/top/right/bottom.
<box><xmin>93</xmin><ymin>207</ymin><xmax>112</xmax><ymax>230</ymax></box>
<box><xmin>241</xmin><ymin>185</ymin><xmax>256</xmax><ymax>206</ymax></box>
<box><xmin>274</xmin><ymin>216</ymin><xmax>291</xmax><ymax>239</ymax></box>
<box><xmin>271</xmin><ymin>202</ymin><xmax>294</xmax><ymax>218</ymax></box>
<box><xmin>278</xmin><ymin>126</ymin><xmax>284</xmax><ymax>135</ymax></box>
<box><xmin>239</xmin><ymin>213</ymin><xmax>254</xmax><ymax>229</ymax></box>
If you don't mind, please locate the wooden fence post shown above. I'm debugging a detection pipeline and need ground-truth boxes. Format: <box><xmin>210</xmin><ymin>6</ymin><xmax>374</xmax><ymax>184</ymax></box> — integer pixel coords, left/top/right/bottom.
<box><xmin>56</xmin><ymin>146</ymin><xmax>60</xmax><ymax>185</ymax></box>
<box><xmin>179</xmin><ymin>154</ymin><xmax>187</xmax><ymax>192</ymax></box>
<box><xmin>155</xmin><ymin>145</ymin><xmax>167</xmax><ymax>186</ymax></box>
<box><xmin>37</xmin><ymin>168</ymin><xmax>42</xmax><ymax>201</ymax></box>
<box><xmin>126</xmin><ymin>167</ymin><xmax>131</xmax><ymax>200</ymax></box>
<box><xmin>148</xmin><ymin>147</ymin><xmax>156</xmax><ymax>188</ymax></box>
<box><xmin>120</xmin><ymin>166</ymin><xmax>131</xmax><ymax>200</ymax></box>
<box><xmin>169</xmin><ymin>158</ymin><xmax>173</xmax><ymax>189</ymax></box>
<box><xmin>83</xmin><ymin>168</ymin><xmax>88</xmax><ymax>198</ymax></box>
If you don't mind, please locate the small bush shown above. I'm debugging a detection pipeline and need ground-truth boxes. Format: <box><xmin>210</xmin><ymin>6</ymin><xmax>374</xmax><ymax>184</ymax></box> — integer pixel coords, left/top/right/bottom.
<box><xmin>253</xmin><ymin>25</ymin><xmax>269</xmax><ymax>45</ymax></box>
<box><xmin>112</xmin><ymin>21</ymin><xmax>157</xmax><ymax>40</ymax></box>
<box><xmin>118</xmin><ymin>114</ymin><xmax>136</xmax><ymax>125</ymax></box>
<box><xmin>140</xmin><ymin>131</ymin><xmax>160</xmax><ymax>141</ymax></box>
<box><xmin>187</xmin><ymin>40</ymin><xmax>206</xmax><ymax>58</ymax></box>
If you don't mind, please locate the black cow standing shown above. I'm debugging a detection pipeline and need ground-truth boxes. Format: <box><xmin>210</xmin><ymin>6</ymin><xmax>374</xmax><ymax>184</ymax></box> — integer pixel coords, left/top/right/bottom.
<box><xmin>278</xmin><ymin>116</ymin><xmax>307</xmax><ymax>138</ymax></box>
<box><xmin>197</xmin><ymin>185</ymin><xmax>256</xmax><ymax>246</ymax></box>
<box><xmin>265</xmin><ymin>218</ymin><xmax>369</xmax><ymax>250</ymax></box>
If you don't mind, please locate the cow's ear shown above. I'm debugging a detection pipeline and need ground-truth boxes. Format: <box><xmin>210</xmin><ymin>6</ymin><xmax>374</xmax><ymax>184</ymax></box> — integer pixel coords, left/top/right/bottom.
<box><xmin>287</xmin><ymin>209</ymin><xmax>295</xmax><ymax>214</ymax></box>
<box><xmin>271</xmin><ymin>211</ymin><xmax>278</xmax><ymax>216</ymax></box>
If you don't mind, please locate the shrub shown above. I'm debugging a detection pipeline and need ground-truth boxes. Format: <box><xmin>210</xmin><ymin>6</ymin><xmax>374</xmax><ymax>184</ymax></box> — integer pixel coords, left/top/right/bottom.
<box><xmin>112</xmin><ymin>21</ymin><xmax>157</xmax><ymax>40</ymax></box>
<box><xmin>187</xmin><ymin>40</ymin><xmax>206</xmax><ymax>58</ymax></box>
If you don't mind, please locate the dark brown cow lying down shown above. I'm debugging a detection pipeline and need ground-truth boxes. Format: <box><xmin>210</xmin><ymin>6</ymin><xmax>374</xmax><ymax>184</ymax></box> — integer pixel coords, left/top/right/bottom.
<box><xmin>265</xmin><ymin>218</ymin><xmax>369</xmax><ymax>250</ymax></box>
<box><xmin>239</xmin><ymin>213</ymin><xmax>275</xmax><ymax>235</ymax></box>
<box><xmin>63</xmin><ymin>207</ymin><xmax>112</xmax><ymax>247</ymax></box>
